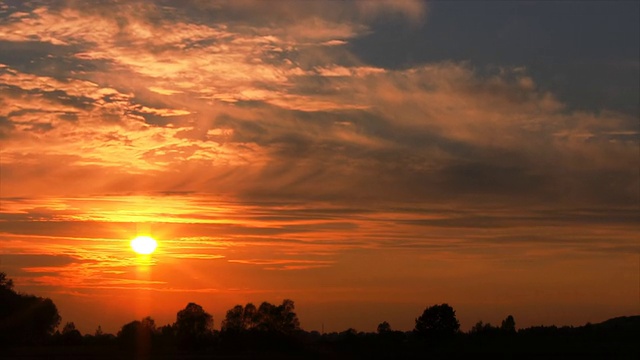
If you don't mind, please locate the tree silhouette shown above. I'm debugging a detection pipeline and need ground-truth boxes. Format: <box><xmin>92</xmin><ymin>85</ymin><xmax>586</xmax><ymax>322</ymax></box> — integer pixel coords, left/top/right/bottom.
<box><xmin>60</xmin><ymin>321</ymin><xmax>83</xmax><ymax>345</ymax></box>
<box><xmin>469</xmin><ymin>320</ymin><xmax>500</xmax><ymax>336</ymax></box>
<box><xmin>175</xmin><ymin>302</ymin><xmax>213</xmax><ymax>348</ymax></box>
<box><xmin>221</xmin><ymin>305</ymin><xmax>244</xmax><ymax>333</ymax></box>
<box><xmin>243</xmin><ymin>302</ymin><xmax>258</xmax><ymax>330</ymax></box>
<box><xmin>278</xmin><ymin>299</ymin><xmax>301</xmax><ymax>334</ymax></box>
<box><xmin>222</xmin><ymin>300</ymin><xmax>300</xmax><ymax>336</ymax></box>
<box><xmin>0</xmin><ymin>273</ymin><xmax>61</xmax><ymax>346</ymax></box>
<box><xmin>256</xmin><ymin>299</ymin><xmax>300</xmax><ymax>334</ymax></box>
<box><xmin>0</xmin><ymin>272</ymin><xmax>14</xmax><ymax>291</ymax></box>
<box><xmin>88</xmin><ymin>324</ymin><xmax>115</xmax><ymax>346</ymax></box>
<box><xmin>221</xmin><ymin>304</ymin><xmax>258</xmax><ymax>333</ymax></box>
<box><xmin>95</xmin><ymin>325</ymin><xmax>104</xmax><ymax>337</ymax></box>
<box><xmin>414</xmin><ymin>303</ymin><xmax>460</xmax><ymax>339</ymax></box>
<box><xmin>117</xmin><ymin>316</ymin><xmax>157</xmax><ymax>356</ymax></box>
<box><xmin>501</xmin><ymin>315</ymin><xmax>516</xmax><ymax>334</ymax></box>
<box><xmin>377</xmin><ymin>321</ymin><xmax>392</xmax><ymax>334</ymax></box>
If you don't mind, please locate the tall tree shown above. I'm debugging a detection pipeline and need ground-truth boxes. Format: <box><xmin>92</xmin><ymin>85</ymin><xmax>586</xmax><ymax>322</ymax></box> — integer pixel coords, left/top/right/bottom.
<box><xmin>255</xmin><ymin>299</ymin><xmax>300</xmax><ymax>334</ymax></box>
<box><xmin>278</xmin><ymin>299</ymin><xmax>300</xmax><ymax>334</ymax></box>
<box><xmin>221</xmin><ymin>305</ymin><xmax>246</xmax><ymax>333</ymax></box>
<box><xmin>243</xmin><ymin>303</ymin><xmax>258</xmax><ymax>330</ymax></box>
<box><xmin>175</xmin><ymin>302</ymin><xmax>213</xmax><ymax>348</ymax></box>
<box><xmin>501</xmin><ymin>315</ymin><xmax>516</xmax><ymax>333</ymax></box>
<box><xmin>117</xmin><ymin>317</ymin><xmax>156</xmax><ymax>353</ymax></box>
<box><xmin>414</xmin><ymin>303</ymin><xmax>460</xmax><ymax>339</ymax></box>
<box><xmin>61</xmin><ymin>321</ymin><xmax>83</xmax><ymax>345</ymax></box>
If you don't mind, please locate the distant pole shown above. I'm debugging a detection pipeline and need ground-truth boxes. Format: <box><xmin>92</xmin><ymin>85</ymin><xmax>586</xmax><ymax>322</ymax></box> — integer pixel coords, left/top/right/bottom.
<box><xmin>322</xmin><ymin>322</ymin><xmax>324</xmax><ymax>335</ymax></box>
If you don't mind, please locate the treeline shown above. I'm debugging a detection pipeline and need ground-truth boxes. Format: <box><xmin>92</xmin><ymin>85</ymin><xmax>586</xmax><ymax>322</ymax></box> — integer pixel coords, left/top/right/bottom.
<box><xmin>2</xmin><ymin>273</ymin><xmax>639</xmax><ymax>359</ymax></box>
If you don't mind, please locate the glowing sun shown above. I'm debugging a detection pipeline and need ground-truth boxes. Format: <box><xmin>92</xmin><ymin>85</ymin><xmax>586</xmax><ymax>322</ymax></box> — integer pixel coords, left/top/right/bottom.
<box><xmin>130</xmin><ymin>236</ymin><xmax>157</xmax><ymax>255</ymax></box>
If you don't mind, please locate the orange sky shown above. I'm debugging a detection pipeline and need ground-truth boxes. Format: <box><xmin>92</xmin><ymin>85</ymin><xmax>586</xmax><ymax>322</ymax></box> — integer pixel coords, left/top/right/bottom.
<box><xmin>0</xmin><ymin>1</ymin><xmax>638</xmax><ymax>334</ymax></box>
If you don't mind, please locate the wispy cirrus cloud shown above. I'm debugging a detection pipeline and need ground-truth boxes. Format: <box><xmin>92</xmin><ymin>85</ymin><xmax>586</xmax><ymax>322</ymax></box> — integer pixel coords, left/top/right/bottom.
<box><xmin>1</xmin><ymin>1</ymin><xmax>634</xmax><ymax>207</ymax></box>
<box><xmin>228</xmin><ymin>259</ymin><xmax>335</xmax><ymax>271</ymax></box>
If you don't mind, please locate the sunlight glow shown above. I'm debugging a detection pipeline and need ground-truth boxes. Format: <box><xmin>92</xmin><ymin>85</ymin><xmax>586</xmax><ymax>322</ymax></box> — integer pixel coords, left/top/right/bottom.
<box><xmin>130</xmin><ymin>236</ymin><xmax>158</xmax><ymax>255</ymax></box>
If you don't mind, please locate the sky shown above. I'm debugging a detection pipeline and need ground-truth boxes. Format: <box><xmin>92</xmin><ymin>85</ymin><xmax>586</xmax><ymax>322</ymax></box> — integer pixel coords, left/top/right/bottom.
<box><xmin>0</xmin><ymin>0</ymin><xmax>638</xmax><ymax>335</ymax></box>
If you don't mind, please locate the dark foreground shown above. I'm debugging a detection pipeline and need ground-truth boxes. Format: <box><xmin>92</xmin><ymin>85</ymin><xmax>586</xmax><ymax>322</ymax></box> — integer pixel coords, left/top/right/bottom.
<box><xmin>2</xmin><ymin>273</ymin><xmax>638</xmax><ymax>359</ymax></box>
<box><xmin>6</xmin><ymin>316</ymin><xmax>639</xmax><ymax>360</ymax></box>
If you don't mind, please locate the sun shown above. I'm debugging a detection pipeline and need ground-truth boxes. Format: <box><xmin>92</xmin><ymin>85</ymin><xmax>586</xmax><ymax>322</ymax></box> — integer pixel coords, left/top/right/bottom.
<box><xmin>130</xmin><ymin>236</ymin><xmax>158</xmax><ymax>255</ymax></box>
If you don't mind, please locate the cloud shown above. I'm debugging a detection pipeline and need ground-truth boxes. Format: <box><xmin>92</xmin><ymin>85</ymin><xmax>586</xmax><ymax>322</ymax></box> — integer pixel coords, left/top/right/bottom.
<box><xmin>1</xmin><ymin>195</ymin><xmax>637</xmax><ymax>259</ymax></box>
<box><xmin>1</xmin><ymin>48</ymin><xmax>637</xmax><ymax>208</ymax></box>
<box><xmin>0</xmin><ymin>0</ymin><xmax>637</xmax><ymax>276</ymax></box>
<box><xmin>0</xmin><ymin>254</ymin><xmax>80</xmax><ymax>275</ymax></box>
<box><xmin>228</xmin><ymin>259</ymin><xmax>335</xmax><ymax>271</ymax></box>
<box><xmin>355</xmin><ymin>0</ymin><xmax>428</xmax><ymax>24</ymax></box>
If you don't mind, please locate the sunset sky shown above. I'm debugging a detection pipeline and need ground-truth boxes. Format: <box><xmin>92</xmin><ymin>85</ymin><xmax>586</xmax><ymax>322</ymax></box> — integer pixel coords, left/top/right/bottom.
<box><xmin>0</xmin><ymin>0</ymin><xmax>638</xmax><ymax>335</ymax></box>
